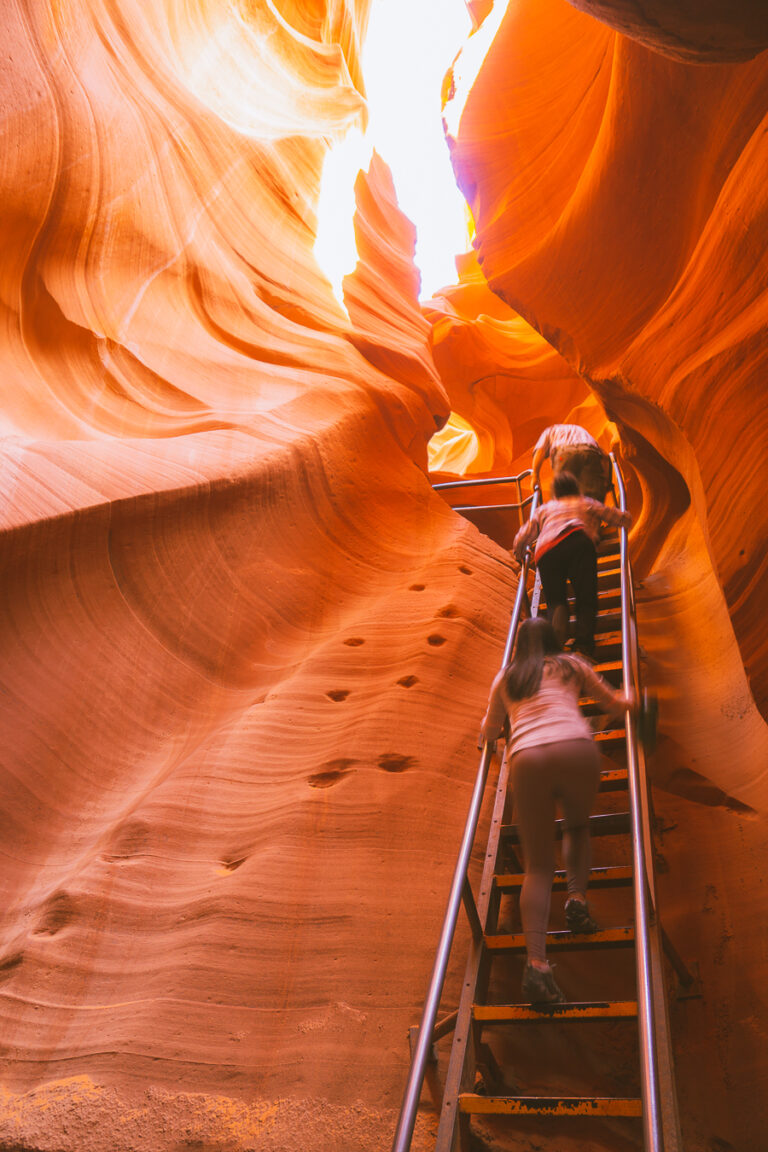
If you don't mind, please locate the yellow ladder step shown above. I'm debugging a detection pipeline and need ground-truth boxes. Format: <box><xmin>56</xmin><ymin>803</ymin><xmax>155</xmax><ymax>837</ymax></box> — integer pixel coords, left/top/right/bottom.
<box><xmin>459</xmin><ymin>1094</ymin><xmax>643</xmax><ymax>1117</ymax></box>
<box><xmin>502</xmin><ymin>811</ymin><xmax>630</xmax><ymax>845</ymax></box>
<box><xmin>485</xmin><ymin>926</ymin><xmax>635</xmax><ymax>952</ymax></box>
<box><xmin>598</xmin><ymin>767</ymin><xmax>629</xmax><ymax>789</ymax></box>
<box><xmin>473</xmin><ymin>1000</ymin><xmax>638</xmax><ymax>1023</ymax></box>
<box><xmin>594</xmin><ymin>629</ymin><xmax>623</xmax><ymax>647</ymax></box>
<box><xmin>594</xmin><ymin>728</ymin><xmax>626</xmax><ymax>744</ymax></box>
<box><xmin>494</xmin><ymin>864</ymin><xmax>633</xmax><ymax>892</ymax></box>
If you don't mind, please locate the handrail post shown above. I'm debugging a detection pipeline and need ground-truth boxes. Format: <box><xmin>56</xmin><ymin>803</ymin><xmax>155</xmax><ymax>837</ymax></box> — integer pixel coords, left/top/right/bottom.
<box><xmin>432</xmin><ymin>469</ymin><xmax>533</xmax><ymax>492</ymax></box>
<box><xmin>612</xmin><ymin>453</ymin><xmax>664</xmax><ymax>1151</ymax></box>
<box><xmin>391</xmin><ymin>742</ymin><xmax>495</xmax><ymax>1152</ymax></box>
<box><xmin>391</xmin><ymin>476</ymin><xmax>540</xmax><ymax>1152</ymax></box>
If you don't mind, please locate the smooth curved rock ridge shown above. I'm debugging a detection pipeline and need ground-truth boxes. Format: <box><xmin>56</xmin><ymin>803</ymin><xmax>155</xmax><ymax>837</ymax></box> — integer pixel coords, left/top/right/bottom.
<box><xmin>425</xmin><ymin>251</ymin><xmax>607</xmax><ymax>479</ymax></box>
<box><xmin>0</xmin><ymin>0</ymin><xmax>448</xmax><ymax>450</ymax></box>
<box><xmin>0</xmin><ymin>414</ymin><xmax>514</xmax><ymax>1123</ymax></box>
<box><xmin>166</xmin><ymin>0</ymin><xmax>370</xmax><ymax>139</ymax></box>
<box><xmin>343</xmin><ymin>151</ymin><xmax>450</xmax><ymax>451</ymax></box>
<box><xmin>565</xmin><ymin>0</ymin><xmax>768</xmax><ymax>63</ymax></box>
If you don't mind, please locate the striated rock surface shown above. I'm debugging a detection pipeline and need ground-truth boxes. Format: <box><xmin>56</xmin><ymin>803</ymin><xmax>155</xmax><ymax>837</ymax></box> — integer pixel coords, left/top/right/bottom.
<box><xmin>0</xmin><ymin>2</ymin><xmax>501</xmax><ymax>1149</ymax></box>
<box><xmin>344</xmin><ymin>152</ymin><xmax>448</xmax><ymax>424</ymax></box>
<box><xmin>426</xmin><ymin>251</ymin><xmax>610</xmax><ymax>480</ymax></box>
<box><xmin>0</xmin><ymin>422</ymin><xmax>513</xmax><ymax>1152</ymax></box>
<box><xmin>424</xmin><ymin>251</ymin><xmax>613</xmax><ymax>550</ymax></box>
<box><xmin>564</xmin><ymin>0</ymin><xmax>768</xmax><ymax>62</ymax></box>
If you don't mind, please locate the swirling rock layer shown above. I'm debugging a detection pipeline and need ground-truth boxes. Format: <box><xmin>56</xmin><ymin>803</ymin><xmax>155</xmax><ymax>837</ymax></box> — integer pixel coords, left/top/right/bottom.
<box><xmin>0</xmin><ymin>1</ymin><xmax>498</xmax><ymax>1148</ymax></box>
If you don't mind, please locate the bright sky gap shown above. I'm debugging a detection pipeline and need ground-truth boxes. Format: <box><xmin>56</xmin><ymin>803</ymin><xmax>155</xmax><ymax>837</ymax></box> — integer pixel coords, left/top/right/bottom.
<box><xmin>315</xmin><ymin>0</ymin><xmax>473</xmax><ymax>303</ymax></box>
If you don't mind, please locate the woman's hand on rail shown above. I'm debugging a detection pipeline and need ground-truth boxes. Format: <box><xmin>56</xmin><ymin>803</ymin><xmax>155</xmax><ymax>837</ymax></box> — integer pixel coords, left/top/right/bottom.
<box><xmin>478</xmin><ymin>734</ymin><xmax>500</xmax><ymax>751</ymax></box>
<box><xmin>620</xmin><ymin>688</ymin><xmax>638</xmax><ymax>714</ymax></box>
<box><xmin>478</xmin><ymin>715</ymin><xmax>502</xmax><ymax>750</ymax></box>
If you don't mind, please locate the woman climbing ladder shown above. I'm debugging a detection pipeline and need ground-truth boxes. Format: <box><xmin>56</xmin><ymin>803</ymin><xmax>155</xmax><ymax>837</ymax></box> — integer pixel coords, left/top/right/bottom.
<box><xmin>513</xmin><ymin>471</ymin><xmax>630</xmax><ymax>658</ymax></box>
<box><xmin>480</xmin><ymin>616</ymin><xmax>635</xmax><ymax>1004</ymax></box>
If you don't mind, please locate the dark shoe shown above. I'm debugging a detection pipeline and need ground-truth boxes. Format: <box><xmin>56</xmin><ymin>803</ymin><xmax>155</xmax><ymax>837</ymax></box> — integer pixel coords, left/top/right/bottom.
<box><xmin>565</xmin><ymin>897</ymin><xmax>599</xmax><ymax>934</ymax></box>
<box><xmin>522</xmin><ymin>962</ymin><xmax>566</xmax><ymax>1005</ymax></box>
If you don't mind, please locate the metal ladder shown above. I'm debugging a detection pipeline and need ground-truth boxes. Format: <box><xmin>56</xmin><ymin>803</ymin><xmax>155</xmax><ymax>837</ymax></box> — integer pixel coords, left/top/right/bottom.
<box><xmin>392</xmin><ymin>455</ymin><xmax>690</xmax><ymax>1152</ymax></box>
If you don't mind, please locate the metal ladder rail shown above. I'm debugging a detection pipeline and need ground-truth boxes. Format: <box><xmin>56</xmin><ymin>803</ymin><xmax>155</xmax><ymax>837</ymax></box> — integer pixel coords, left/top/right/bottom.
<box><xmin>395</xmin><ymin>461</ymin><xmax>683</xmax><ymax>1150</ymax></box>
<box><xmin>431</xmin><ymin>563</ymin><xmax>545</xmax><ymax>1151</ymax></box>
<box><xmin>612</xmin><ymin>454</ymin><xmax>683</xmax><ymax>1152</ymax></box>
<box><xmin>391</xmin><ymin>471</ymin><xmax>540</xmax><ymax>1152</ymax></box>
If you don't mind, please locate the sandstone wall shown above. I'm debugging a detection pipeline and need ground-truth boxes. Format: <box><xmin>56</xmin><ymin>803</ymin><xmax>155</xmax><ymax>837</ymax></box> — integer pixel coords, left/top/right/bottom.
<box><xmin>0</xmin><ymin>3</ymin><xmax>509</xmax><ymax>1149</ymax></box>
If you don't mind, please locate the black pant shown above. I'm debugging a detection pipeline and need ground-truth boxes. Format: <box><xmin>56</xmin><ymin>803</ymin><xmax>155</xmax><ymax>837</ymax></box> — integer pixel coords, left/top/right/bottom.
<box><xmin>537</xmin><ymin>530</ymin><xmax>597</xmax><ymax>653</ymax></box>
<box><xmin>512</xmin><ymin>738</ymin><xmax>601</xmax><ymax>962</ymax></box>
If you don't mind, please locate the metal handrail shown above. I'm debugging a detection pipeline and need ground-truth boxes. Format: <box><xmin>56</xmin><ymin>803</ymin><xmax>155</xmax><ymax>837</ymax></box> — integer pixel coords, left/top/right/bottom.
<box><xmin>612</xmin><ymin>453</ymin><xmax>663</xmax><ymax>1150</ymax></box>
<box><xmin>451</xmin><ymin>499</ymin><xmax>534</xmax><ymax>513</ymax></box>
<box><xmin>391</xmin><ymin>475</ymin><xmax>541</xmax><ymax>1152</ymax></box>
<box><xmin>433</xmin><ymin>470</ymin><xmax>534</xmax><ymax>517</ymax></box>
<box><xmin>432</xmin><ymin>469</ymin><xmax>533</xmax><ymax>491</ymax></box>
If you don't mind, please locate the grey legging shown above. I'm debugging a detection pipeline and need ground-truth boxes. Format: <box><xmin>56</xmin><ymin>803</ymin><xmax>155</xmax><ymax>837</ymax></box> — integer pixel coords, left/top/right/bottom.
<box><xmin>511</xmin><ymin>738</ymin><xmax>601</xmax><ymax>963</ymax></box>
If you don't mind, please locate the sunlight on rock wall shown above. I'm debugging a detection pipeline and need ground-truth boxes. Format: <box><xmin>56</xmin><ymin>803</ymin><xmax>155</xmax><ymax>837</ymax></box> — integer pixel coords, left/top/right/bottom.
<box><xmin>0</xmin><ymin>0</ymin><xmax>413</xmax><ymax>445</ymax></box>
<box><xmin>0</xmin><ymin>3</ymin><xmax>495</xmax><ymax>1150</ymax></box>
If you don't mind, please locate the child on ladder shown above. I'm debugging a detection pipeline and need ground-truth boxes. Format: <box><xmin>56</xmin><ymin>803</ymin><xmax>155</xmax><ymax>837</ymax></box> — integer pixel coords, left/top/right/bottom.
<box><xmin>480</xmin><ymin>617</ymin><xmax>635</xmax><ymax>1005</ymax></box>
<box><xmin>513</xmin><ymin>471</ymin><xmax>631</xmax><ymax>659</ymax></box>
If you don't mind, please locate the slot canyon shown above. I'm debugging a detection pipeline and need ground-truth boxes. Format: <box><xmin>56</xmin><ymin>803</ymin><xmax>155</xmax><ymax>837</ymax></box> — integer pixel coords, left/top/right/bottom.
<box><xmin>0</xmin><ymin>1</ymin><xmax>766</xmax><ymax>1149</ymax></box>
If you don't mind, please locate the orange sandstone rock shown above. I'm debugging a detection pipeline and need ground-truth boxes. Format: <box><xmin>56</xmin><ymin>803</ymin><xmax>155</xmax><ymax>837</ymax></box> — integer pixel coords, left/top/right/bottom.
<box><xmin>344</xmin><ymin>152</ymin><xmax>449</xmax><ymax>440</ymax></box>
<box><xmin>565</xmin><ymin>0</ymin><xmax>768</xmax><ymax>62</ymax></box>
<box><xmin>0</xmin><ymin>3</ymin><xmax>508</xmax><ymax>1149</ymax></box>
<box><xmin>426</xmin><ymin>251</ymin><xmax>609</xmax><ymax>480</ymax></box>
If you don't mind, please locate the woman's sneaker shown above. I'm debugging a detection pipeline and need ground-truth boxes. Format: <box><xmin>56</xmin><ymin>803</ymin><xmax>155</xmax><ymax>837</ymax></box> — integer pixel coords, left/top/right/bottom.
<box><xmin>522</xmin><ymin>962</ymin><xmax>566</xmax><ymax>1005</ymax></box>
<box><xmin>565</xmin><ymin>897</ymin><xmax>599</xmax><ymax>934</ymax></box>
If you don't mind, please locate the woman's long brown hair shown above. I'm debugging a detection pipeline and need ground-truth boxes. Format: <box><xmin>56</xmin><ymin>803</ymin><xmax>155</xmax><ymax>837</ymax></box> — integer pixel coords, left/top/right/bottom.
<box><xmin>504</xmin><ymin>616</ymin><xmax>576</xmax><ymax>700</ymax></box>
